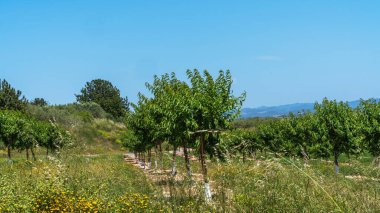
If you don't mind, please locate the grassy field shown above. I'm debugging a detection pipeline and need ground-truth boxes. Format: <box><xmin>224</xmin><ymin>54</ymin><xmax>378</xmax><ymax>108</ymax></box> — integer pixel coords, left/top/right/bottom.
<box><xmin>2</xmin><ymin>148</ymin><xmax>380</xmax><ymax>212</ymax></box>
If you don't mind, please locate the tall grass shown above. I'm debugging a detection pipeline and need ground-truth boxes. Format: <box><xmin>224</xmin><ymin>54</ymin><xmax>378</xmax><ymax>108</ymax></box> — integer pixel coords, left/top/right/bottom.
<box><xmin>1</xmin><ymin>150</ymin><xmax>380</xmax><ymax>212</ymax></box>
<box><xmin>0</xmin><ymin>154</ymin><xmax>155</xmax><ymax>212</ymax></box>
<box><xmin>148</xmin><ymin>151</ymin><xmax>380</xmax><ymax>212</ymax></box>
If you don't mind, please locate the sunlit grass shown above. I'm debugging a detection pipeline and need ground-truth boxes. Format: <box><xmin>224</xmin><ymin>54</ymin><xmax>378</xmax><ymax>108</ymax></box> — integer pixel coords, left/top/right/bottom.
<box><xmin>1</xmin><ymin>149</ymin><xmax>380</xmax><ymax>212</ymax></box>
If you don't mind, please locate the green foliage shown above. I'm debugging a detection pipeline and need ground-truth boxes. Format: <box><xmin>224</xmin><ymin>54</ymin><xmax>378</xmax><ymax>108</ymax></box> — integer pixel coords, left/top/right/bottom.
<box><xmin>120</xmin><ymin>129</ymin><xmax>140</xmax><ymax>152</ymax></box>
<box><xmin>186</xmin><ymin>69</ymin><xmax>246</xmax><ymax>132</ymax></box>
<box><xmin>76</xmin><ymin>79</ymin><xmax>129</xmax><ymax>119</ymax></box>
<box><xmin>16</xmin><ymin>117</ymin><xmax>38</xmax><ymax>154</ymax></box>
<box><xmin>218</xmin><ymin>129</ymin><xmax>259</xmax><ymax>161</ymax></box>
<box><xmin>127</xmin><ymin>96</ymin><xmax>156</xmax><ymax>152</ymax></box>
<box><xmin>254</xmin><ymin>118</ymin><xmax>288</xmax><ymax>154</ymax></box>
<box><xmin>145</xmin><ymin>73</ymin><xmax>194</xmax><ymax>146</ymax></box>
<box><xmin>32</xmin><ymin>103</ymin><xmax>127</xmax><ymax>155</ymax></box>
<box><xmin>26</xmin><ymin>102</ymin><xmax>112</xmax><ymax>128</ymax></box>
<box><xmin>282</xmin><ymin>112</ymin><xmax>320</xmax><ymax>158</ymax></box>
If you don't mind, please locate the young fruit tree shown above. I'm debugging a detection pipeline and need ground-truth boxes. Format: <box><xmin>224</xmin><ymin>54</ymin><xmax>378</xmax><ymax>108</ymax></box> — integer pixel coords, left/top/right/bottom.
<box><xmin>16</xmin><ymin>117</ymin><xmax>38</xmax><ymax>160</ymax></box>
<box><xmin>314</xmin><ymin>98</ymin><xmax>362</xmax><ymax>174</ymax></box>
<box><xmin>127</xmin><ymin>93</ymin><xmax>163</xmax><ymax>169</ymax></box>
<box><xmin>284</xmin><ymin>112</ymin><xmax>319</xmax><ymax>162</ymax></box>
<box><xmin>145</xmin><ymin>73</ymin><xmax>195</xmax><ymax>177</ymax></box>
<box><xmin>186</xmin><ymin>69</ymin><xmax>246</xmax><ymax>201</ymax></box>
<box><xmin>256</xmin><ymin>119</ymin><xmax>287</xmax><ymax>157</ymax></box>
<box><xmin>358</xmin><ymin>99</ymin><xmax>380</xmax><ymax>167</ymax></box>
<box><xmin>0</xmin><ymin>110</ymin><xmax>23</xmax><ymax>160</ymax></box>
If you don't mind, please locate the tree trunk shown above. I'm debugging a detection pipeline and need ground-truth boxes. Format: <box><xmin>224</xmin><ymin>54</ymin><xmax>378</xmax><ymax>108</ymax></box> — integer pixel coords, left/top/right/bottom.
<box><xmin>171</xmin><ymin>146</ymin><xmax>177</xmax><ymax>176</ymax></box>
<box><xmin>139</xmin><ymin>152</ymin><xmax>143</xmax><ymax>167</ymax></box>
<box><xmin>251</xmin><ymin>150</ymin><xmax>257</xmax><ymax>160</ymax></box>
<box><xmin>7</xmin><ymin>144</ymin><xmax>11</xmax><ymax>160</ymax></box>
<box><xmin>159</xmin><ymin>143</ymin><xmax>164</xmax><ymax>171</ymax></box>
<box><xmin>301</xmin><ymin>145</ymin><xmax>309</xmax><ymax>164</ymax></box>
<box><xmin>46</xmin><ymin>147</ymin><xmax>49</xmax><ymax>158</ymax></box>
<box><xmin>143</xmin><ymin>152</ymin><xmax>146</xmax><ymax>170</ymax></box>
<box><xmin>31</xmin><ymin>147</ymin><xmax>37</xmax><ymax>161</ymax></box>
<box><xmin>334</xmin><ymin>152</ymin><xmax>339</xmax><ymax>174</ymax></box>
<box><xmin>242</xmin><ymin>152</ymin><xmax>246</xmax><ymax>163</ymax></box>
<box><xmin>147</xmin><ymin>149</ymin><xmax>152</xmax><ymax>169</ymax></box>
<box><xmin>200</xmin><ymin>133</ymin><xmax>212</xmax><ymax>202</ymax></box>
<box><xmin>183</xmin><ymin>139</ymin><xmax>191</xmax><ymax>179</ymax></box>
<box><xmin>377</xmin><ymin>156</ymin><xmax>380</xmax><ymax>168</ymax></box>
<box><xmin>199</xmin><ymin>142</ymin><xmax>202</xmax><ymax>161</ymax></box>
<box><xmin>134</xmin><ymin>151</ymin><xmax>137</xmax><ymax>163</ymax></box>
<box><xmin>154</xmin><ymin>145</ymin><xmax>158</xmax><ymax>170</ymax></box>
<box><xmin>26</xmin><ymin>148</ymin><xmax>30</xmax><ymax>160</ymax></box>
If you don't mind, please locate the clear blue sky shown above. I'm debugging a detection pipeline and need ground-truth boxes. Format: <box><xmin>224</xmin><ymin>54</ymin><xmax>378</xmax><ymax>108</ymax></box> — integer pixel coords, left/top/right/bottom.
<box><xmin>1</xmin><ymin>1</ymin><xmax>380</xmax><ymax>108</ymax></box>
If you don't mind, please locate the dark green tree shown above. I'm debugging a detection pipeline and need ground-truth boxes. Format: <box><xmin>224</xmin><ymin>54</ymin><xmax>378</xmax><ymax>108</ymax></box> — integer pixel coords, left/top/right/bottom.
<box><xmin>0</xmin><ymin>79</ymin><xmax>27</xmax><ymax>111</ymax></box>
<box><xmin>76</xmin><ymin>79</ymin><xmax>128</xmax><ymax>118</ymax></box>
<box><xmin>31</xmin><ymin>98</ymin><xmax>48</xmax><ymax>107</ymax></box>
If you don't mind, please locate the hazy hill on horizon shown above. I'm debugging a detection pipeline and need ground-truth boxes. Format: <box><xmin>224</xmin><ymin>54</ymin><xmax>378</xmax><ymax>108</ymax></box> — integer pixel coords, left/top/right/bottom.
<box><xmin>241</xmin><ymin>99</ymin><xmax>377</xmax><ymax>118</ymax></box>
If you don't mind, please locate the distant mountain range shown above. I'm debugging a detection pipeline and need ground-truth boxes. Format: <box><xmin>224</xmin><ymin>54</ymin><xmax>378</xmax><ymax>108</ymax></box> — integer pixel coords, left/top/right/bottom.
<box><xmin>240</xmin><ymin>99</ymin><xmax>367</xmax><ymax>118</ymax></box>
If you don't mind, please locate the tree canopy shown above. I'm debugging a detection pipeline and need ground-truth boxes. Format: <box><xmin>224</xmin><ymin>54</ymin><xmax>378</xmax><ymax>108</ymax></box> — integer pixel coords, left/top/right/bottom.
<box><xmin>31</xmin><ymin>98</ymin><xmax>48</xmax><ymax>107</ymax></box>
<box><xmin>358</xmin><ymin>99</ymin><xmax>380</xmax><ymax>164</ymax></box>
<box><xmin>0</xmin><ymin>79</ymin><xmax>27</xmax><ymax>111</ymax></box>
<box><xmin>76</xmin><ymin>79</ymin><xmax>129</xmax><ymax>118</ymax></box>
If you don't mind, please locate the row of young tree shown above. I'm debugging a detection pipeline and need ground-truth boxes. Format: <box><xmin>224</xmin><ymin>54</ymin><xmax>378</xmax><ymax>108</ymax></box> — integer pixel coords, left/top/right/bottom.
<box><xmin>0</xmin><ymin>111</ymin><xmax>71</xmax><ymax>160</ymax></box>
<box><xmin>124</xmin><ymin>70</ymin><xmax>380</xmax><ymax>202</ymax></box>
<box><xmin>124</xmin><ymin>70</ymin><xmax>246</xmax><ymax>201</ymax></box>
<box><xmin>0</xmin><ymin>79</ymin><xmax>71</xmax><ymax>160</ymax></box>
<box><xmin>223</xmin><ymin>98</ymin><xmax>380</xmax><ymax>173</ymax></box>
